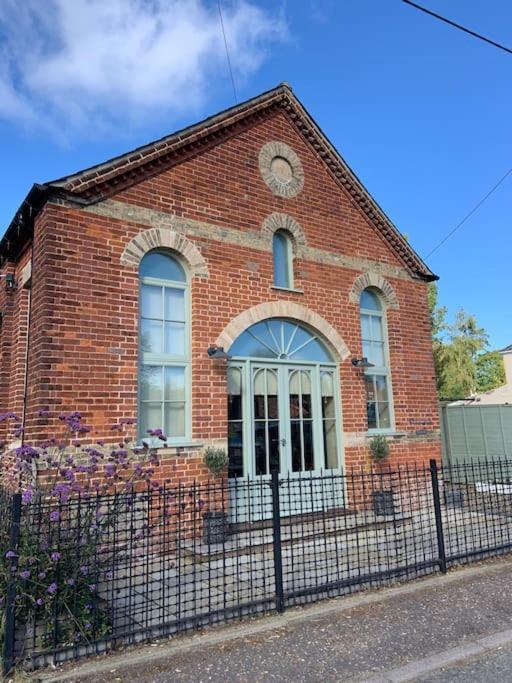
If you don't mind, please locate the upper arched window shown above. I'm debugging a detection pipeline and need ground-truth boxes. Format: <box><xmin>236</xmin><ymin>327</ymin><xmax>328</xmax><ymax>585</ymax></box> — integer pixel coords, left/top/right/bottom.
<box><xmin>138</xmin><ymin>250</ymin><xmax>190</xmax><ymax>444</ymax></box>
<box><xmin>273</xmin><ymin>230</ymin><xmax>293</xmax><ymax>289</ymax></box>
<box><xmin>360</xmin><ymin>288</ymin><xmax>393</xmax><ymax>432</ymax></box>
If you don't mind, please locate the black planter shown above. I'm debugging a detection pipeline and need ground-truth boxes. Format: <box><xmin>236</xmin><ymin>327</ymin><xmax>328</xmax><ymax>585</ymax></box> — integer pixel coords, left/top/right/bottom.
<box><xmin>444</xmin><ymin>487</ymin><xmax>465</xmax><ymax>508</ymax></box>
<box><xmin>203</xmin><ymin>511</ymin><xmax>229</xmax><ymax>545</ymax></box>
<box><xmin>372</xmin><ymin>490</ymin><xmax>395</xmax><ymax>516</ymax></box>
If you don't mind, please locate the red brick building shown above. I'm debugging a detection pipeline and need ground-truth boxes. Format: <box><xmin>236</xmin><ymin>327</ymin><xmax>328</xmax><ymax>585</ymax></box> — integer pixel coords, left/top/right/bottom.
<box><xmin>0</xmin><ymin>84</ymin><xmax>440</xmax><ymax>505</ymax></box>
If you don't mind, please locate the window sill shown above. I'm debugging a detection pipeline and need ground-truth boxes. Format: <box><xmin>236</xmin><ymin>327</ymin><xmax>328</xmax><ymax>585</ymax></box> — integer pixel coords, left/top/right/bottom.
<box><xmin>137</xmin><ymin>440</ymin><xmax>204</xmax><ymax>451</ymax></box>
<box><xmin>271</xmin><ymin>286</ymin><xmax>304</xmax><ymax>294</ymax></box>
<box><xmin>366</xmin><ymin>430</ymin><xmax>403</xmax><ymax>438</ymax></box>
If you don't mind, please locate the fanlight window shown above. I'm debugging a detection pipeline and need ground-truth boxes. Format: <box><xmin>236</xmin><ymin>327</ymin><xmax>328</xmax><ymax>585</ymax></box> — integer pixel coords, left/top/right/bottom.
<box><xmin>229</xmin><ymin>319</ymin><xmax>333</xmax><ymax>363</ymax></box>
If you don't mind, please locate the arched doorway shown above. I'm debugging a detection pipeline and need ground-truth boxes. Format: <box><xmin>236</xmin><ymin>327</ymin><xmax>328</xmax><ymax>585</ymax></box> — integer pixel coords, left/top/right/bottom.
<box><xmin>226</xmin><ymin>318</ymin><xmax>344</xmax><ymax>519</ymax></box>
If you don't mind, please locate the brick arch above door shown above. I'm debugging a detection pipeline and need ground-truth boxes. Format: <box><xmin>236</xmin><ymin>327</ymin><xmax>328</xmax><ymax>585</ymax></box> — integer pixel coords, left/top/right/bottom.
<box><xmin>120</xmin><ymin>227</ymin><xmax>209</xmax><ymax>278</ymax></box>
<box><xmin>216</xmin><ymin>301</ymin><xmax>350</xmax><ymax>362</ymax></box>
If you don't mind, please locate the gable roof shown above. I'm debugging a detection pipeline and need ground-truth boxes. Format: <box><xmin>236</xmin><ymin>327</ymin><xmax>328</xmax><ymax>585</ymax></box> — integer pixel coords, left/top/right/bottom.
<box><xmin>500</xmin><ymin>344</ymin><xmax>512</xmax><ymax>354</ymax></box>
<box><xmin>0</xmin><ymin>83</ymin><xmax>437</xmax><ymax>281</ymax></box>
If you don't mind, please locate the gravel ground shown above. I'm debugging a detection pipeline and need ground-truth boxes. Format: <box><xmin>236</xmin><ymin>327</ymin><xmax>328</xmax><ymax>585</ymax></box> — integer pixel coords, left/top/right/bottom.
<box><xmin>34</xmin><ymin>558</ymin><xmax>512</xmax><ymax>683</ymax></box>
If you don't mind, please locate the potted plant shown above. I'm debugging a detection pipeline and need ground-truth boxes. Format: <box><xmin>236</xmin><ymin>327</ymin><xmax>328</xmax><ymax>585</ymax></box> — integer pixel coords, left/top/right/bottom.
<box><xmin>202</xmin><ymin>447</ymin><xmax>230</xmax><ymax>545</ymax></box>
<box><xmin>369</xmin><ymin>435</ymin><xmax>395</xmax><ymax>516</ymax></box>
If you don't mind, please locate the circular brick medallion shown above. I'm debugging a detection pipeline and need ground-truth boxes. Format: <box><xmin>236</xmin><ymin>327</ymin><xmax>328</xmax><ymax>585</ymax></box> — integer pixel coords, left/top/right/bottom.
<box><xmin>259</xmin><ymin>141</ymin><xmax>304</xmax><ymax>198</ymax></box>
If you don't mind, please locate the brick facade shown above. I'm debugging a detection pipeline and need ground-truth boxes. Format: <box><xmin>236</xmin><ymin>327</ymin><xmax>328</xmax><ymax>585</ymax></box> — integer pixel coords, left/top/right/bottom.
<box><xmin>0</xmin><ymin>85</ymin><xmax>441</xmax><ymax>485</ymax></box>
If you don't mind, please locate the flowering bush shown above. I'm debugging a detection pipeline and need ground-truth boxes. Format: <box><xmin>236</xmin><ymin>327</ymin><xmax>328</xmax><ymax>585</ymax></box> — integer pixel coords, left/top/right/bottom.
<box><xmin>0</xmin><ymin>411</ymin><xmax>167</xmax><ymax>651</ymax></box>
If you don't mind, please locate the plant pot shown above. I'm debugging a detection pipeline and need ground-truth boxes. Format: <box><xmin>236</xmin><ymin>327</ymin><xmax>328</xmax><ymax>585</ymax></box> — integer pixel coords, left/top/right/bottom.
<box><xmin>203</xmin><ymin>511</ymin><xmax>229</xmax><ymax>545</ymax></box>
<box><xmin>444</xmin><ymin>487</ymin><xmax>465</xmax><ymax>508</ymax></box>
<box><xmin>372</xmin><ymin>490</ymin><xmax>395</xmax><ymax>516</ymax></box>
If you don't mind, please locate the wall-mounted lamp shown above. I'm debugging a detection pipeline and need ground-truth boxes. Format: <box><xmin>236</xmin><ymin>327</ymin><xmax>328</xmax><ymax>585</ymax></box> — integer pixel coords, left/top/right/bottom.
<box><xmin>207</xmin><ymin>345</ymin><xmax>231</xmax><ymax>360</ymax></box>
<box><xmin>351</xmin><ymin>357</ymin><xmax>375</xmax><ymax>369</ymax></box>
<box><xmin>4</xmin><ymin>274</ymin><xmax>16</xmax><ymax>292</ymax></box>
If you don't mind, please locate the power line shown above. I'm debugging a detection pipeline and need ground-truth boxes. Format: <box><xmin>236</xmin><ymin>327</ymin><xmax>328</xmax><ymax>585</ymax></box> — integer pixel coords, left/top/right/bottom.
<box><xmin>425</xmin><ymin>166</ymin><xmax>512</xmax><ymax>259</ymax></box>
<box><xmin>217</xmin><ymin>0</ymin><xmax>238</xmax><ymax>103</ymax></box>
<box><xmin>402</xmin><ymin>0</ymin><xmax>512</xmax><ymax>55</ymax></box>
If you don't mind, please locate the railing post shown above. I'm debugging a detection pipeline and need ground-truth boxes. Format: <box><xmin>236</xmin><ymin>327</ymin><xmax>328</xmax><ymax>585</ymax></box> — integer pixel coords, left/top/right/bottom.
<box><xmin>270</xmin><ymin>468</ymin><xmax>285</xmax><ymax>614</ymax></box>
<box><xmin>3</xmin><ymin>492</ymin><xmax>22</xmax><ymax>675</ymax></box>
<box><xmin>430</xmin><ymin>459</ymin><xmax>447</xmax><ymax>574</ymax></box>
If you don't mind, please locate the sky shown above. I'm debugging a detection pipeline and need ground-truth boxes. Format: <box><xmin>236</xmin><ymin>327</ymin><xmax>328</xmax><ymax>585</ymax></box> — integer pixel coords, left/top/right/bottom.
<box><xmin>0</xmin><ymin>0</ymin><xmax>510</xmax><ymax>350</ymax></box>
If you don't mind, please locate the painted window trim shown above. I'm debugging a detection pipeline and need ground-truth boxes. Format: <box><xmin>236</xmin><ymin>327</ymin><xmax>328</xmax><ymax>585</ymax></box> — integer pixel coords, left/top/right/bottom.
<box><xmin>138</xmin><ymin>254</ymin><xmax>192</xmax><ymax>446</ymax></box>
<box><xmin>360</xmin><ymin>292</ymin><xmax>396</xmax><ymax>434</ymax></box>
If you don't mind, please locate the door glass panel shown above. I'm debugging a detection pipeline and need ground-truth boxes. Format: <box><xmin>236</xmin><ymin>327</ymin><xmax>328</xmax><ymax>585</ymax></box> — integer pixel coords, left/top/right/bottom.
<box><xmin>323</xmin><ymin>420</ymin><xmax>338</xmax><ymax>469</ymax></box>
<box><xmin>290</xmin><ymin>421</ymin><xmax>302</xmax><ymax>472</ymax></box>
<box><xmin>268</xmin><ymin>421</ymin><xmax>280</xmax><ymax>472</ymax></box>
<box><xmin>303</xmin><ymin>422</ymin><xmax>314</xmax><ymax>471</ymax></box>
<box><xmin>254</xmin><ymin>422</ymin><xmax>267</xmax><ymax>475</ymax></box>
<box><xmin>228</xmin><ymin>366</ymin><xmax>244</xmax><ymax>478</ymax></box>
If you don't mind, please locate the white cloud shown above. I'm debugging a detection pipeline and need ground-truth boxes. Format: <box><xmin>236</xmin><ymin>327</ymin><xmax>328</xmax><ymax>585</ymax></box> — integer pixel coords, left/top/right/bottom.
<box><xmin>0</xmin><ymin>0</ymin><xmax>286</xmax><ymax>137</ymax></box>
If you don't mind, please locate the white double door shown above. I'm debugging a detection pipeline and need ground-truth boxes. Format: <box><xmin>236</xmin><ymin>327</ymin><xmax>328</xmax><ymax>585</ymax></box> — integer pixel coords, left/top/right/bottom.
<box><xmin>229</xmin><ymin>361</ymin><xmax>343</xmax><ymax>521</ymax></box>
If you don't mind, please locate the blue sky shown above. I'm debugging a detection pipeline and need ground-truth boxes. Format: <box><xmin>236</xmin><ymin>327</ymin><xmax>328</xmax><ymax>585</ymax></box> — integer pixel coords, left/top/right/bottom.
<box><xmin>0</xmin><ymin>0</ymin><xmax>510</xmax><ymax>349</ymax></box>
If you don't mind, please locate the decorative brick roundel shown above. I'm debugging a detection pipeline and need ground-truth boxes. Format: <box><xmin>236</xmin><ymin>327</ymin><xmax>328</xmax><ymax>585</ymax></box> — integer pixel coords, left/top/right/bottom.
<box><xmin>259</xmin><ymin>141</ymin><xmax>304</xmax><ymax>198</ymax></box>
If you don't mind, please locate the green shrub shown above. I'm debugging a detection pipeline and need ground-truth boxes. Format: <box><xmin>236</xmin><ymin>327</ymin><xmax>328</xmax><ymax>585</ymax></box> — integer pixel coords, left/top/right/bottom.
<box><xmin>203</xmin><ymin>447</ymin><xmax>228</xmax><ymax>476</ymax></box>
<box><xmin>369</xmin><ymin>435</ymin><xmax>390</xmax><ymax>462</ymax></box>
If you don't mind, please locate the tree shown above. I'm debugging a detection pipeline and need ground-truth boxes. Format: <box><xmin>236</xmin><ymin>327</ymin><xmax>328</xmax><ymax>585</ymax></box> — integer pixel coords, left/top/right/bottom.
<box><xmin>475</xmin><ymin>351</ymin><xmax>506</xmax><ymax>393</ymax></box>
<box><xmin>427</xmin><ymin>284</ymin><xmax>499</xmax><ymax>400</ymax></box>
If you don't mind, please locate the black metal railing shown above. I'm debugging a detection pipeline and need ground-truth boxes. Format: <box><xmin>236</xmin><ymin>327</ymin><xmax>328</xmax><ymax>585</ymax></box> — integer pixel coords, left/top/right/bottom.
<box><xmin>3</xmin><ymin>458</ymin><xmax>512</xmax><ymax>672</ymax></box>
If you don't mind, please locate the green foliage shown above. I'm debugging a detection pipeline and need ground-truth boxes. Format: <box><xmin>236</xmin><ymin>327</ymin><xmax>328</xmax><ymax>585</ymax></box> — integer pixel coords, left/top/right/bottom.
<box><xmin>203</xmin><ymin>447</ymin><xmax>228</xmax><ymax>476</ymax></box>
<box><xmin>428</xmin><ymin>284</ymin><xmax>501</xmax><ymax>400</ymax></box>
<box><xmin>475</xmin><ymin>351</ymin><xmax>506</xmax><ymax>393</ymax></box>
<box><xmin>369</xmin><ymin>435</ymin><xmax>390</xmax><ymax>462</ymax></box>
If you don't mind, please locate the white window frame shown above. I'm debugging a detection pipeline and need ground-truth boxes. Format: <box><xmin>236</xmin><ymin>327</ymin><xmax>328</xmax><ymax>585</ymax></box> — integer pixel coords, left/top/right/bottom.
<box><xmin>138</xmin><ymin>253</ymin><xmax>191</xmax><ymax>445</ymax></box>
<box><xmin>360</xmin><ymin>289</ymin><xmax>395</xmax><ymax>434</ymax></box>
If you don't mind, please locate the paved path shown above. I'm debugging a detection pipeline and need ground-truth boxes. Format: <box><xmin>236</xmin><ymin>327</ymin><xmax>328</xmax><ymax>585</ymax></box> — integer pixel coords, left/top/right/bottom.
<box><xmin>36</xmin><ymin>557</ymin><xmax>512</xmax><ymax>683</ymax></box>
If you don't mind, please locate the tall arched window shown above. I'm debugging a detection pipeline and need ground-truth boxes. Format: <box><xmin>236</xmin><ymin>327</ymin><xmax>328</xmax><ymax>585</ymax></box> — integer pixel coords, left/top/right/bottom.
<box><xmin>139</xmin><ymin>250</ymin><xmax>190</xmax><ymax>443</ymax></box>
<box><xmin>272</xmin><ymin>230</ymin><xmax>293</xmax><ymax>288</ymax></box>
<box><xmin>360</xmin><ymin>288</ymin><xmax>393</xmax><ymax>432</ymax></box>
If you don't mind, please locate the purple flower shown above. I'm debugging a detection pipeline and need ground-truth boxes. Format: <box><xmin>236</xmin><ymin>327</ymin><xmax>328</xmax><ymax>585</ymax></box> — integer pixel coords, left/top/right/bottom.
<box><xmin>22</xmin><ymin>485</ymin><xmax>35</xmax><ymax>505</ymax></box>
<box><xmin>88</xmin><ymin>584</ymin><xmax>97</xmax><ymax>592</ymax></box>
<box><xmin>80</xmin><ymin>565</ymin><xmax>89</xmax><ymax>575</ymax></box>
<box><xmin>5</xmin><ymin>550</ymin><xmax>16</xmax><ymax>559</ymax></box>
<box><xmin>47</xmin><ymin>582</ymin><xmax>57</xmax><ymax>595</ymax></box>
<box><xmin>66</xmin><ymin>578</ymin><xmax>75</xmax><ymax>586</ymax></box>
<box><xmin>84</xmin><ymin>622</ymin><xmax>92</xmax><ymax>631</ymax></box>
<box><xmin>49</xmin><ymin>511</ymin><xmax>60</xmax><ymax>522</ymax></box>
<box><xmin>37</xmin><ymin>409</ymin><xmax>50</xmax><ymax>418</ymax></box>
<box><xmin>50</xmin><ymin>552</ymin><xmax>61</xmax><ymax>562</ymax></box>
<box><xmin>14</xmin><ymin>426</ymin><xmax>25</xmax><ymax>437</ymax></box>
<box><xmin>0</xmin><ymin>411</ymin><xmax>20</xmax><ymax>422</ymax></box>
<box><xmin>36</xmin><ymin>598</ymin><xmax>44</xmax><ymax>606</ymax></box>
<box><xmin>20</xmin><ymin>570</ymin><xmax>31</xmax><ymax>579</ymax></box>
<box><xmin>38</xmin><ymin>572</ymin><xmax>47</xmax><ymax>580</ymax></box>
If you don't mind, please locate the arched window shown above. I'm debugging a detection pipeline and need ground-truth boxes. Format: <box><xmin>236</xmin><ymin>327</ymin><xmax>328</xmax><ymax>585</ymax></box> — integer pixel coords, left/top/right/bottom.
<box><xmin>138</xmin><ymin>250</ymin><xmax>190</xmax><ymax>443</ymax></box>
<box><xmin>272</xmin><ymin>230</ymin><xmax>293</xmax><ymax>289</ymax></box>
<box><xmin>360</xmin><ymin>288</ymin><xmax>393</xmax><ymax>432</ymax></box>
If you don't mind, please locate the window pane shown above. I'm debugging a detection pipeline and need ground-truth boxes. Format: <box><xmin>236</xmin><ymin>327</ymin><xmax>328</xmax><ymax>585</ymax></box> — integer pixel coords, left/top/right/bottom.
<box><xmin>365</xmin><ymin>375</ymin><xmax>376</xmax><ymax>402</ymax></box>
<box><xmin>273</xmin><ymin>231</ymin><xmax>290</xmax><ymax>288</ymax></box>
<box><xmin>140</xmin><ymin>319</ymin><xmax>163</xmax><ymax>353</ymax></box>
<box><xmin>164</xmin><ymin>288</ymin><xmax>185</xmax><ymax>322</ymax></box>
<box><xmin>268</xmin><ymin>421</ymin><xmax>280</xmax><ymax>472</ymax></box>
<box><xmin>291</xmin><ymin>421</ymin><xmax>302</xmax><ymax>472</ymax></box>
<box><xmin>164</xmin><ymin>366</ymin><xmax>185</xmax><ymax>401</ymax></box>
<box><xmin>140</xmin><ymin>365</ymin><xmax>162</xmax><ymax>401</ymax></box>
<box><xmin>141</xmin><ymin>284</ymin><xmax>162</xmax><ymax>319</ymax></box>
<box><xmin>140</xmin><ymin>251</ymin><xmax>185</xmax><ymax>281</ymax></box>
<box><xmin>140</xmin><ymin>402</ymin><xmax>162</xmax><ymax>435</ymax></box>
<box><xmin>360</xmin><ymin>314</ymin><xmax>371</xmax><ymax>341</ymax></box>
<box><xmin>371</xmin><ymin>315</ymin><xmax>383</xmax><ymax>341</ymax></box>
<box><xmin>378</xmin><ymin>403</ymin><xmax>391</xmax><ymax>429</ymax></box>
<box><xmin>367</xmin><ymin>402</ymin><xmax>377</xmax><ymax>429</ymax></box>
<box><xmin>375</xmin><ymin>375</ymin><xmax>389</xmax><ymax>402</ymax></box>
<box><xmin>303</xmin><ymin>422</ymin><xmax>314</xmax><ymax>471</ymax></box>
<box><xmin>164</xmin><ymin>322</ymin><xmax>185</xmax><ymax>355</ymax></box>
<box><xmin>360</xmin><ymin>289</ymin><xmax>381</xmax><ymax>311</ymax></box>
<box><xmin>254</xmin><ymin>423</ymin><xmax>267</xmax><ymax>475</ymax></box>
<box><xmin>362</xmin><ymin>341</ymin><xmax>372</xmax><ymax>362</ymax></box>
<box><xmin>228</xmin><ymin>395</ymin><xmax>242</xmax><ymax>421</ymax></box>
<box><xmin>165</xmin><ymin>402</ymin><xmax>185</xmax><ymax>437</ymax></box>
<box><xmin>371</xmin><ymin>342</ymin><xmax>385</xmax><ymax>367</ymax></box>
<box><xmin>323</xmin><ymin>420</ymin><xmax>338</xmax><ymax>469</ymax></box>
